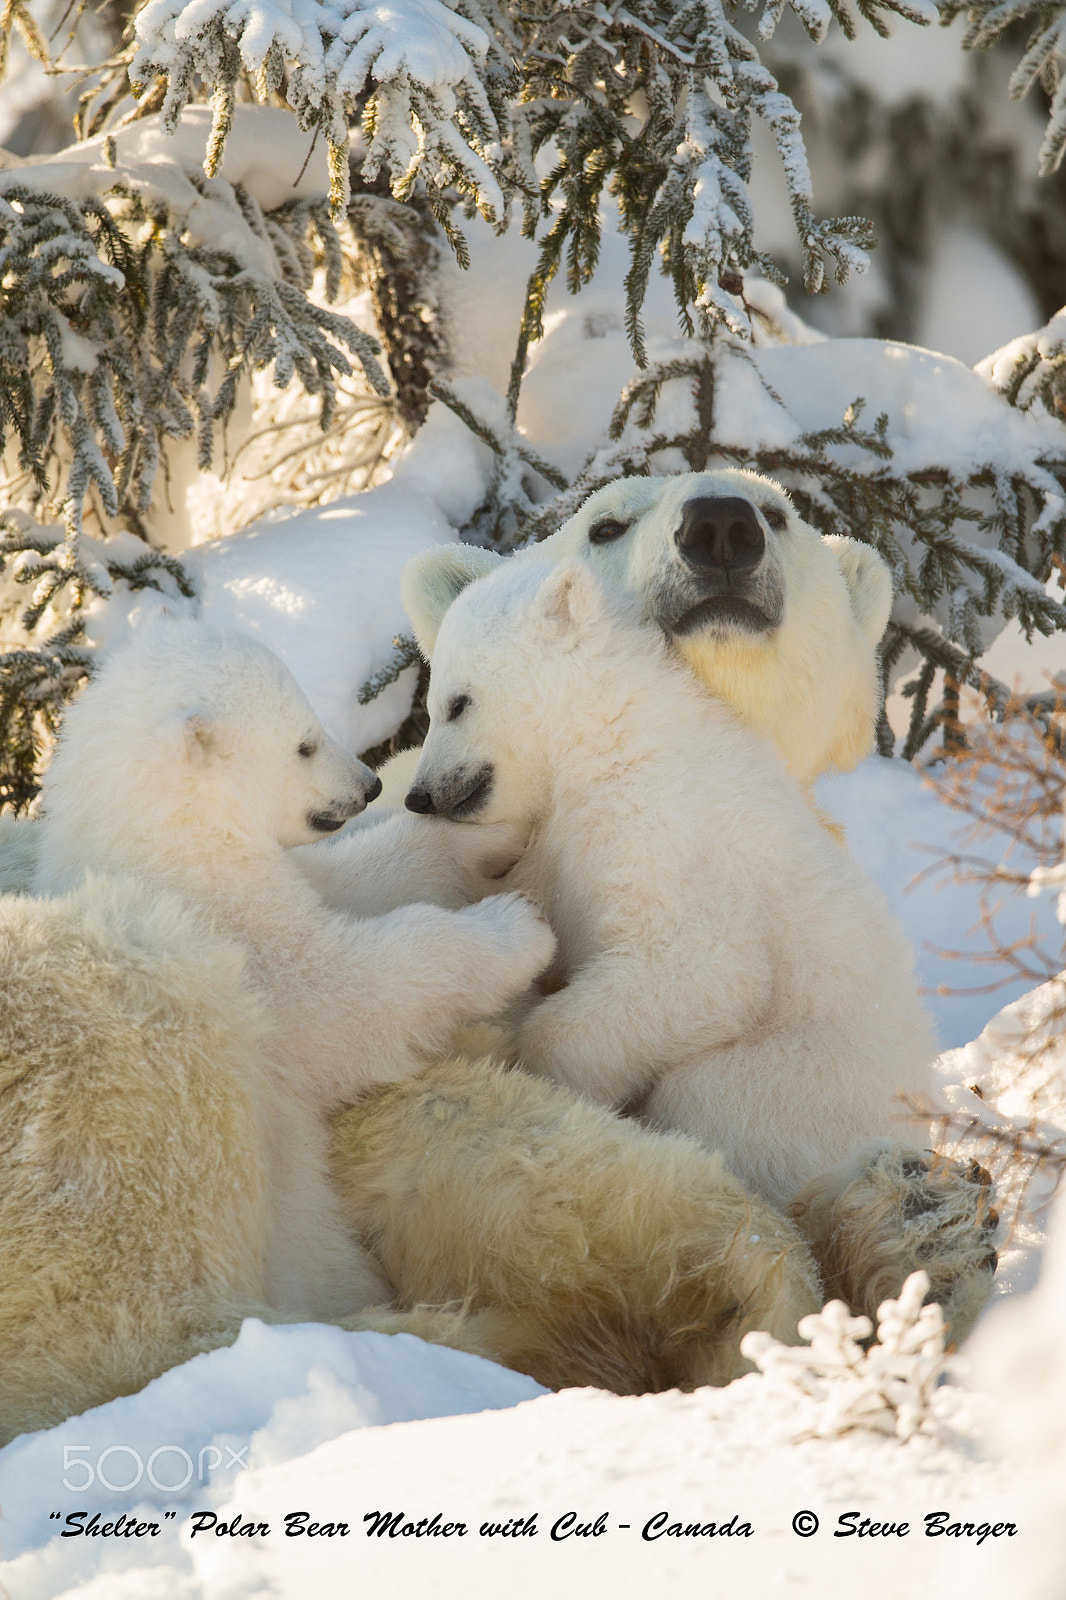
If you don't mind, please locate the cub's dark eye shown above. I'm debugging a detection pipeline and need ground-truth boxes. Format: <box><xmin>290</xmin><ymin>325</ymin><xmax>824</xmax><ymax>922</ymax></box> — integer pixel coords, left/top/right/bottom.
<box><xmin>447</xmin><ymin>694</ymin><xmax>470</xmax><ymax>722</ymax></box>
<box><xmin>297</xmin><ymin>739</ymin><xmax>317</xmax><ymax>759</ymax></box>
<box><xmin>589</xmin><ymin>518</ymin><xmax>629</xmax><ymax>545</ymax></box>
<box><xmin>761</xmin><ymin>505</ymin><xmax>788</xmax><ymax>532</ymax></box>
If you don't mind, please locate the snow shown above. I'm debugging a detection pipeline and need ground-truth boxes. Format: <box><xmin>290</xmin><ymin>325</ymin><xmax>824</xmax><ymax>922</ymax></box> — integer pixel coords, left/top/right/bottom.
<box><xmin>0</xmin><ymin>1316</ymin><xmax>1048</xmax><ymax>1599</ymax></box>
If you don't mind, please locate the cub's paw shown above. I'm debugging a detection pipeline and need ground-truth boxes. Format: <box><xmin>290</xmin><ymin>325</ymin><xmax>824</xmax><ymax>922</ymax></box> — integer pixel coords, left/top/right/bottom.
<box><xmin>457</xmin><ymin>891</ymin><xmax>556</xmax><ymax>1000</ymax></box>
<box><xmin>790</xmin><ymin>1144</ymin><xmax>998</xmax><ymax>1347</ymax></box>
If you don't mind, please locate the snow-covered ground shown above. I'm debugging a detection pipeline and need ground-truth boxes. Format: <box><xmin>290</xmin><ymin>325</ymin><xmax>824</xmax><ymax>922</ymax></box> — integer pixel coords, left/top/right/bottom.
<box><xmin>1</xmin><ymin>485</ymin><xmax>1064</xmax><ymax>1600</ymax></box>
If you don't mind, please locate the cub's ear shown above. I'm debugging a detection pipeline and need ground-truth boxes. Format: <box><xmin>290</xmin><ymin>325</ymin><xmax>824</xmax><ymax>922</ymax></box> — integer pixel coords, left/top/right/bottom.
<box><xmin>823</xmin><ymin>535</ymin><xmax>893</xmax><ymax>646</ymax></box>
<box><xmin>401</xmin><ymin>545</ymin><xmax>504</xmax><ymax>657</ymax></box>
<box><xmin>535</xmin><ymin>560</ymin><xmax>603</xmax><ymax>635</ymax></box>
<box><xmin>170</xmin><ymin>709</ymin><xmax>216</xmax><ymax>766</ymax></box>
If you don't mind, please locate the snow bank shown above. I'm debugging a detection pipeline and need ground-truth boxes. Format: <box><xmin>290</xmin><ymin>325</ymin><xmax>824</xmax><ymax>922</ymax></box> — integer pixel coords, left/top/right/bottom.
<box><xmin>0</xmin><ymin>1333</ymin><xmax>1039</xmax><ymax>1600</ymax></box>
<box><xmin>820</xmin><ymin>757</ymin><xmax>1063</xmax><ymax>1051</ymax></box>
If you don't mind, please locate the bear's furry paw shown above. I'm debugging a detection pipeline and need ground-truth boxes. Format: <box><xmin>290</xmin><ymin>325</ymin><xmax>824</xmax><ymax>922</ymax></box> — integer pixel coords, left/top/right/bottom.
<box><xmin>789</xmin><ymin>1143</ymin><xmax>998</xmax><ymax>1346</ymax></box>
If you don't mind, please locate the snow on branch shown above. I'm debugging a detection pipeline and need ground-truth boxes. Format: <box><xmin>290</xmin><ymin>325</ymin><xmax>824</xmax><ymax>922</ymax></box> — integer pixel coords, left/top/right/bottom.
<box><xmin>129</xmin><ymin>0</ymin><xmax>515</xmax><ymax>219</ymax></box>
<box><xmin>505</xmin><ymin>0</ymin><xmax>937</xmax><ymax>398</ymax></box>
<box><xmin>0</xmin><ymin>131</ymin><xmax>387</xmax><ymax>548</ymax></box>
<box><xmin>979</xmin><ymin>308</ymin><xmax>1066</xmax><ymax>419</ymax></box>
<box><xmin>741</xmin><ymin>1271</ymin><xmax>947</xmax><ymax>1442</ymax></box>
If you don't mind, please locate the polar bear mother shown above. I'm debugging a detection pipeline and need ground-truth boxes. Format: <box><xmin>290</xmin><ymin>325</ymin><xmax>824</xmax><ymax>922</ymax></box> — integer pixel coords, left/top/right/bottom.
<box><xmin>403</xmin><ymin>467</ymin><xmax>894</xmax><ymax>807</ymax></box>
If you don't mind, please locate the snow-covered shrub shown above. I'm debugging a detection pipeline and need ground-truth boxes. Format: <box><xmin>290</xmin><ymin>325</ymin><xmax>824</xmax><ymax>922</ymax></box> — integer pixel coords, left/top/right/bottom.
<box><xmin>741</xmin><ymin>1269</ymin><xmax>947</xmax><ymax>1441</ymax></box>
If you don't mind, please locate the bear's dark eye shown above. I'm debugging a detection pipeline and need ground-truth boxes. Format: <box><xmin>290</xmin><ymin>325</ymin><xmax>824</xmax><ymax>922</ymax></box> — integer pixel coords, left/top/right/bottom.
<box><xmin>297</xmin><ymin>739</ymin><xmax>317</xmax><ymax>759</ymax></box>
<box><xmin>761</xmin><ymin>505</ymin><xmax>788</xmax><ymax>532</ymax></box>
<box><xmin>447</xmin><ymin>694</ymin><xmax>470</xmax><ymax>722</ymax></box>
<box><xmin>589</xmin><ymin>518</ymin><xmax>629</xmax><ymax>545</ymax></box>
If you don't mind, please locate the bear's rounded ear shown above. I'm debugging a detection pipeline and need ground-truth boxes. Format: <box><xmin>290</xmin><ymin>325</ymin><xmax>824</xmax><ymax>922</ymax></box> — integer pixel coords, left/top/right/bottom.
<box><xmin>824</xmin><ymin>535</ymin><xmax>894</xmax><ymax>646</ymax></box>
<box><xmin>536</xmin><ymin>560</ymin><xmax>602</xmax><ymax>634</ymax></box>
<box><xmin>170</xmin><ymin>709</ymin><xmax>216</xmax><ymax>766</ymax></box>
<box><xmin>401</xmin><ymin>545</ymin><xmax>504</xmax><ymax>657</ymax></box>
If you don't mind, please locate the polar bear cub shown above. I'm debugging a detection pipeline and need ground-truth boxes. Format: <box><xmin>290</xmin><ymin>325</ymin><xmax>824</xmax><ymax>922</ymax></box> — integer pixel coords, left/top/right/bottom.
<box><xmin>405</xmin><ymin>555</ymin><xmax>936</xmax><ymax>1214</ymax></box>
<box><xmin>33</xmin><ymin>617</ymin><xmax>555</xmax><ymax>1322</ymax></box>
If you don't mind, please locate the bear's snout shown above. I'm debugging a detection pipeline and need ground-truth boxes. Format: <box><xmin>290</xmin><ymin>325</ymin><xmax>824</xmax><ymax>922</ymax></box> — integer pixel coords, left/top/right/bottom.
<box><xmin>406</xmin><ymin>764</ymin><xmax>494</xmax><ymax>821</ymax></box>
<box><xmin>675</xmin><ymin>497</ymin><xmax>765</xmax><ymax>575</ymax></box>
<box><xmin>307</xmin><ymin>772</ymin><xmax>381</xmax><ymax>832</ymax></box>
<box><xmin>405</xmin><ymin>785</ymin><xmax>437</xmax><ymax>815</ymax></box>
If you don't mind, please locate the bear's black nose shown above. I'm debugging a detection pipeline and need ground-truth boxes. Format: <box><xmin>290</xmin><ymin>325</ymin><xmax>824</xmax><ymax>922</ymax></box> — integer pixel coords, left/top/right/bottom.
<box><xmin>675</xmin><ymin>497</ymin><xmax>765</xmax><ymax>573</ymax></box>
<box><xmin>405</xmin><ymin>786</ymin><xmax>437</xmax><ymax>815</ymax></box>
<box><xmin>365</xmin><ymin>773</ymin><xmax>383</xmax><ymax>804</ymax></box>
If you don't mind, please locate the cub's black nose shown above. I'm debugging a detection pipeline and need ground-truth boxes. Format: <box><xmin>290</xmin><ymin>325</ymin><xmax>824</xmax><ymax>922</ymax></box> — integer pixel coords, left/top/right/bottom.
<box><xmin>365</xmin><ymin>774</ymin><xmax>383</xmax><ymax>804</ymax></box>
<box><xmin>405</xmin><ymin>786</ymin><xmax>437</xmax><ymax>815</ymax></box>
<box><xmin>675</xmin><ymin>497</ymin><xmax>765</xmax><ymax>573</ymax></box>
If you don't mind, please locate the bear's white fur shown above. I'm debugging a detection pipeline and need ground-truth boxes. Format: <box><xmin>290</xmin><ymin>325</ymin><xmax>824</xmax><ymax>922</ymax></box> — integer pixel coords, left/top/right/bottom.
<box><xmin>33</xmin><ymin>618</ymin><xmax>556</xmax><ymax>1322</ymax></box>
<box><xmin>407</xmin><ymin>555</ymin><xmax>937</xmax><ymax>1212</ymax></box>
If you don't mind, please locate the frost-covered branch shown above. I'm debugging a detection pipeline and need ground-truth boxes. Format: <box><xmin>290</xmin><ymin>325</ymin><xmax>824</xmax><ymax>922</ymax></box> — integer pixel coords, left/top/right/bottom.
<box><xmin>0</xmin><ymin>133</ymin><xmax>387</xmax><ymax>546</ymax></box>
<box><xmin>128</xmin><ymin>0</ymin><xmax>517</xmax><ymax>219</ymax></box>
<box><xmin>741</xmin><ymin>1271</ymin><xmax>947</xmax><ymax>1441</ymax></box>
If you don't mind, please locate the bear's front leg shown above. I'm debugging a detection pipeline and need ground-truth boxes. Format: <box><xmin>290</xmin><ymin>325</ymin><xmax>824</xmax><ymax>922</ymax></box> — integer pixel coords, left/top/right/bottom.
<box><xmin>514</xmin><ymin>969</ymin><xmax>674</xmax><ymax>1109</ymax></box>
<box><xmin>294</xmin><ymin>813</ymin><xmax>530</xmax><ymax>916</ymax></box>
<box><xmin>316</xmin><ymin>892</ymin><xmax>556</xmax><ymax>1097</ymax></box>
<box><xmin>788</xmin><ymin>1141</ymin><xmax>999</xmax><ymax>1345</ymax></box>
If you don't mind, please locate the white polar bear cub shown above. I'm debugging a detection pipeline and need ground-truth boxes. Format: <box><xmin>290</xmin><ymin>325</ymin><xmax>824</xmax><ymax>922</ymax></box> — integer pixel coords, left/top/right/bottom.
<box><xmin>407</xmin><ymin>555</ymin><xmax>936</xmax><ymax>1213</ymax></box>
<box><xmin>34</xmin><ymin>617</ymin><xmax>554</xmax><ymax>1322</ymax></box>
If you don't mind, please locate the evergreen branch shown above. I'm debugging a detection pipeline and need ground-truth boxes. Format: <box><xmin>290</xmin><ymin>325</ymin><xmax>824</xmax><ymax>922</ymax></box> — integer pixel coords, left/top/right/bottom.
<box><xmin>357</xmin><ymin>634</ymin><xmax>422</xmax><ymax>703</ymax></box>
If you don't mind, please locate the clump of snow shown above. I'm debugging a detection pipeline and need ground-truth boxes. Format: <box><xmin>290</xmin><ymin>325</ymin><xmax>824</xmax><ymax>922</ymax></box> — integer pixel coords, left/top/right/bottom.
<box><xmin>389</xmin><ymin>388</ymin><xmax>496</xmax><ymax>529</ymax></box>
<box><xmin>978</xmin><ymin>305</ymin><xmax>1066</xmax><ymax>415</ymax></box>
<box><xmin>24</xmin><ymin>105</ymin><xmax>335</xmax><ymax>214</ymax></box>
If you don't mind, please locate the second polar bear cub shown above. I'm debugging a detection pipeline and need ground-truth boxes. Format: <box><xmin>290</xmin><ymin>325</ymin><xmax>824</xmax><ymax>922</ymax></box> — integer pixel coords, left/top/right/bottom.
<box><xmin>406</xmin><ymin>554</ymin><xmax>937</xmax><ymax>1215</ymax></box>
<box><xmin>34</xmin><ymin>617</ymin><xmax>555</xmax><ymax>1324</ymax></box>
